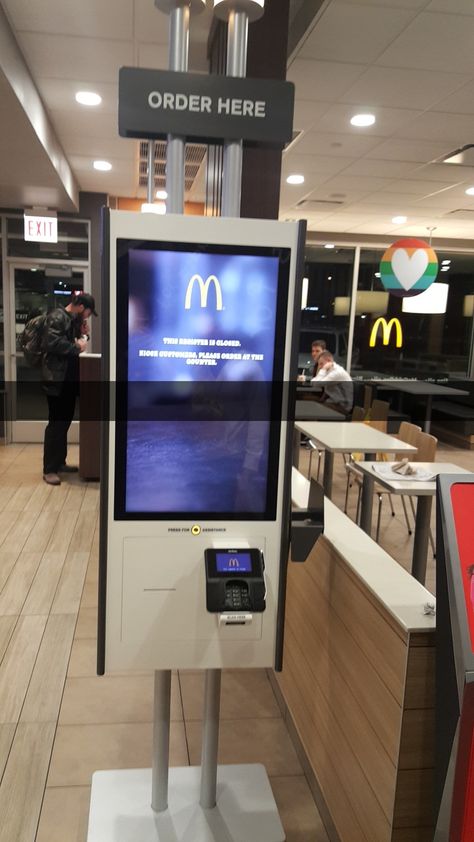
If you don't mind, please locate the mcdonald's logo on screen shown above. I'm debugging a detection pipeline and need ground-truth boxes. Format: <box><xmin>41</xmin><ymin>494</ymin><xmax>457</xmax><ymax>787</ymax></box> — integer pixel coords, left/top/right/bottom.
<box><xmin>369</xmin><ymin>317</ymin><xmax>403</xmax><ymax>348</ymax></box>
<box><xmin>184</xmin><ymin>274</ymin><xmax>223</xmax><ymax>311</ymax></box>
<box><xmin>228</xmin><ymin>558</ymin><xmax>240</xmax><ymax>569</ymax></box>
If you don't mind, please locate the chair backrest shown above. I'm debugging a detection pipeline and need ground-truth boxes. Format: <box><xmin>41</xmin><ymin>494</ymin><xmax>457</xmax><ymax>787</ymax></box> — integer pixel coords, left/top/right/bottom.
<box><xmin>368</xmin><ymin>398</ymin><xmax>389</xmax><ymax>432</ymax></box>
<box><xmin>413</xmin><ymin>430</ymin><xmax>438</xmax><ymax>463</ymax></box>
<box><xmin>351</xmin><ymin>405</ymin><xmax>366</xmax><ymax>422</ymax></box>
<box><xmin>398</xmin><ymin>421</ymin><xmax>421</xmax><ymax>447</ymax></box>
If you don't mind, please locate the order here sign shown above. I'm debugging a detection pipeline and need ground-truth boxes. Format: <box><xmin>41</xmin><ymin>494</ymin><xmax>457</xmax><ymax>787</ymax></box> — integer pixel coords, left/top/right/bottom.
<box><xmin>118</xmin><ymin>67</ymin><xmax>294</xmax><ymax>146</ymax></box>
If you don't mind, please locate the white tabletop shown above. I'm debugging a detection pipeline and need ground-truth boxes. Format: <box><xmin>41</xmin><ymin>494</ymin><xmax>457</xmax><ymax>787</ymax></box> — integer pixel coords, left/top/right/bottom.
<box><xmin>356</xmin><ymin>461</ymin><xmax>471</xmax><ymax>496</ymax></box>
<box><xmin>294</xmin><ymin>422</ymin><xmax>417</xmax><ymax>455</ymax></box>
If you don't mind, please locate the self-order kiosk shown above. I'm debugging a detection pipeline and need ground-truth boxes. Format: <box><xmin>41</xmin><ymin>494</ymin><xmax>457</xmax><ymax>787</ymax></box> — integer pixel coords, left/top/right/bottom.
<box><xmin>98</xmin><ymin>209</ymin><xmax>308</xmax><ymax>675</ymax></box>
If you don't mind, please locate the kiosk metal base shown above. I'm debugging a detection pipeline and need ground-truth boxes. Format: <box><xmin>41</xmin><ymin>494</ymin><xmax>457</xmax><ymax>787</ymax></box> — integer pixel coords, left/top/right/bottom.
<box><xmin>87</xmin><ymin>764</ymin><xmax>285</xmax><ymax>842</ymax></box>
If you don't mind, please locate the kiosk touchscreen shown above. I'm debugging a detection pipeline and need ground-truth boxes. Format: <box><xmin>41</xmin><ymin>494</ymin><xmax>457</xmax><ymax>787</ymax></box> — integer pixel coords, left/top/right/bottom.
<box><xmin>99</xmin><ymin>210</ymin><xmax>304</xmax><ymax>673</ymax></box>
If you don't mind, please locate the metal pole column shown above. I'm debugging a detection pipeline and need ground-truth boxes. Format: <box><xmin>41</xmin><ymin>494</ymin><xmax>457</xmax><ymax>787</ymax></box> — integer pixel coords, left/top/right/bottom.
<box><xmin>199</xmin><ymin>6</ymin><xmax>250</xmax><ymax>811</ymax></box>
<box><xmin>166</xmin><ymin>2</ymin><xmax>190</xmax><ymax>213</ymax></box>
<box><xmin>221</xmin><ymin>10</ymin><xmax>248</xmax><ymax>217</ymax></box>
<box><xmin>151</xmin><ymin>0</ymin><xmax>190</xmax><ymax>815</ymax></box>
<box><xmin>147</xmin><ymin>141</ymin><xmax>155</xmax><ymax>204</ymax></box>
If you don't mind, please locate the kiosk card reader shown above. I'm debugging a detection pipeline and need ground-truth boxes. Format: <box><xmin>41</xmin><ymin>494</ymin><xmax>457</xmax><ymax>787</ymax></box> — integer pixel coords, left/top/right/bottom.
<box><xmin>205</xmin><ymin>548</ymin><xmax>266</xmax><ymax>615</ymax></box>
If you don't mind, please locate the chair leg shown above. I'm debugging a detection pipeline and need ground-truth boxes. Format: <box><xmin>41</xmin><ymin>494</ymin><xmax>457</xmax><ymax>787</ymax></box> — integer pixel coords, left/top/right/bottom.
<box><xmin>401</xmin><ymin>496</ymin><xmax>412</xmax><ymax>535</ymax></box>
<box><xmin>429</xmin><ymin>528</ymin><xmax>436</xmax><ymax>557</ymax></box>
<box><xmin>307</xmin><ymin>450</ymin><xmax>313</xmax><ymax>480</ymax></box>
<box><xmin>409</xmin><ymin>497</ymin><xmax>416</xmax><ymax>520</ymax></box>
<box><xmin>316</xmin><ymin>450</ymin><xmax>322</xmax><ymax>482</ymax></box>
<box><xmin>344</xmin><ymin>473</ymin><xmax>351</xmax><ymax>513</ymax></box>
<box><xmin>376</xmin><ymin>494</ymin><xmax>383</xmax><ymax>542</ymax></box>
<box><xmin>388</xmin><ymin>493</ymin><xmax>395</xmax><ymax>516</ymax></box>
<box><xmin>355</xmin><ymin>485</ymin><xmax>362</xmax><ymax>525</ymax></box>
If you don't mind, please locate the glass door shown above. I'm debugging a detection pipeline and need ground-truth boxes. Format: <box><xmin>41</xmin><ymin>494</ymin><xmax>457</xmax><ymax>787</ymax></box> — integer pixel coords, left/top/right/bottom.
<box><xmin>8</xmin><ymin>263</ymin><xmax>89</xmax><ymax>442</ymax></box>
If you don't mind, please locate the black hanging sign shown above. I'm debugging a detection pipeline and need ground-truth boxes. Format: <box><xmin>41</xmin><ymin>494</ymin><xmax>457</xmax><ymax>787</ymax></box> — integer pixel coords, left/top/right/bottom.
<box><xmin>119</xmin><ymin>67</ymin><xmax>294</xmax><ymax>146</ymax></box>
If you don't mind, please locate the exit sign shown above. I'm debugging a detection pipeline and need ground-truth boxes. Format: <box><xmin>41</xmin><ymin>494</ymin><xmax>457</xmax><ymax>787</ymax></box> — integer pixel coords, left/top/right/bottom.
<box><xmin>24</xmin><ymin>213</ymin><xmax>58</xmax><ymax>243</ymax></box>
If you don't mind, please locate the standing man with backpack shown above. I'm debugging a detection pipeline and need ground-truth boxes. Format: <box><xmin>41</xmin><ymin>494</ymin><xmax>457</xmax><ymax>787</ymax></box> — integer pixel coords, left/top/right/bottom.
<box><xmin>41</xmin><ymin>292</ymin><xmax>97</xmax><ymax>485</ymax></box>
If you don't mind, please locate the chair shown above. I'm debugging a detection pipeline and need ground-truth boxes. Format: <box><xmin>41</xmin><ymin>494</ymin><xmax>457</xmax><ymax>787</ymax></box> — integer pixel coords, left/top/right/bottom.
<box><xmin>409</xmin><ymin>430</ymin><xmax>438</xmax><ymax>555</ymax></box>
<box><xmin>308</xmin><ymin>403</ymin><xmax>363</xmax><ymax>482</ymax></box>
<box><xmin>343</xmin><ymin>401</ymin><xmax>388</xmax><ymax>516</ymax></box>
<box><xmin>368</xmin><ymin>398</ymin><xmax>389</xmax><ymax>433</ymax></box>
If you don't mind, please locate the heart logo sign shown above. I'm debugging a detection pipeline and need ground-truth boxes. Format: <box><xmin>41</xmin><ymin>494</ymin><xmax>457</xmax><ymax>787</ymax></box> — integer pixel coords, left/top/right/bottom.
<box><xmin>380</xmin><ymin>238</ymin><xmax>438</xmax><ymax>298</ymax></box>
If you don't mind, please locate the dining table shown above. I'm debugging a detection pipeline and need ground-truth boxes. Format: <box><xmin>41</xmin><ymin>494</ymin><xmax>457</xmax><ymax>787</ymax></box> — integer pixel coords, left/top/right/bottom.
<box><xmin>375</xmin><ymin>381</ymin><xmax>469</xmax><ymax>433</ymax></box>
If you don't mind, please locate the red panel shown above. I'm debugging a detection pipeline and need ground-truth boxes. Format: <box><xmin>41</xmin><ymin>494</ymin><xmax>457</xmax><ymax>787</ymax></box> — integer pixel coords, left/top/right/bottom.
<box><xmin>450</xmin><ymin>484</ymin><xmax>474</xmax><ymax>654</ymax></box>
<box><xmin>450</xmin><ymin>685</ymin><xmax>474</xmax><ymax>842</ymax></box>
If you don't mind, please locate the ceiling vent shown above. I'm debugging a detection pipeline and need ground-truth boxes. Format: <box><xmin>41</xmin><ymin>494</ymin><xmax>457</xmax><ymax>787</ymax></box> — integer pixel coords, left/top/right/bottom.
<box><xmin>138</xmin><ymin>140</ymin><xmax>207</xmax><ymax>192</ymax></box>
<box><xmin>296</xmin><ymin>198</ymin><xmax>344</xmax><ymax>210</ymax></box>
<box><xmin>439</xmin><ymin>144</ymin><xmax>474</xmax><ymax>166</ymax></box>
<box><xmin>444</xmin><ymin>208</ymin><xmax>474</xmax><ymax>220</ymax></box>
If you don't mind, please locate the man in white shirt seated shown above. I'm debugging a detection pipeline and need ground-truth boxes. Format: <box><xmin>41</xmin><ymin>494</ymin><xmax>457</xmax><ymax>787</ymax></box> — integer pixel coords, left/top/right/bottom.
<box><xmin>311</xmin><ymin>350</ymin><xmax>353</xmax><ymax>414</ymax></box>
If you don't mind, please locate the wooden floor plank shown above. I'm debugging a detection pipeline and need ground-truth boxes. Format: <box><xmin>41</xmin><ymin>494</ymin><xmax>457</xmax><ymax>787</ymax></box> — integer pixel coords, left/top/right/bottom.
<box><xmin>21</xmin><ymin>614</ymin><xmax>76</xmax><ymax>724</ymax></box>
<box><xmin>0</xmin><ymin>616</ymin><xmax>18</xmax><ymax>665</ymax></box>
<box><xmin>0</xmin><ymin>550</ymin><xmax>21</xmax><ymax>594</ymax></box>
<box><xmin>51</xmin><ymin>552</ymin><xmax>89</xmax><ymax>616</ymax></box>
<box><xmin>4</xmin><ymin>484</ymin><xmax>37</xmax><ymax>513</ymax></box>
<box><xmin>21</xmin><ymin>553</ymin><xmax>66</xmax><ymax>617</ymax></box>
<box><xmin>0</xmin><ymin>722</ymin><xmax>56</xmax><ymax>842</ymax></box>
<box><xmin>0</xmin><ymin>723</ymin><xmax>15</xmax><ymax>782</ymax></box>
<box><xmin>22</xmin><ymin>510</ymin><xmax>60</xmax><ymax>555</ymax></box>
<box><xmin>45</xmin><ymin>510</ymin><xmax>79</xmax><ymax>555</ymax></box>
<box><xmin>0</xmin><ymin>615</ymin><xmax>48</xmax><ymax>724</ymax></box>
<box><xmin>0</xmin><ymin>511</ymin><xmax>41</xmax><ymax>555</ymax></box>
<box><xmin>0</xmin><ymin>552</ymin><xmax>42</xmax><ymax>616</ymax></box>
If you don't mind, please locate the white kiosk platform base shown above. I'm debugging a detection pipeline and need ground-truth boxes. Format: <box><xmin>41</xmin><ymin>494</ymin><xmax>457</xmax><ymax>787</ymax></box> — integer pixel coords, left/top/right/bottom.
<box><xmin>87</xmin><ymin>764</ymin><xmax>285</xmax><ymax>842</ymax></box>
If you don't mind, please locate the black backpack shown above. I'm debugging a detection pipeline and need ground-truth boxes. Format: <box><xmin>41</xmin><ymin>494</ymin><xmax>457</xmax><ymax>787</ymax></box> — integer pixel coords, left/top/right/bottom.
<box><xmin>19</xmin><ymin>314</ymin><xmax>47</xmax><ymax>368</ymax></box>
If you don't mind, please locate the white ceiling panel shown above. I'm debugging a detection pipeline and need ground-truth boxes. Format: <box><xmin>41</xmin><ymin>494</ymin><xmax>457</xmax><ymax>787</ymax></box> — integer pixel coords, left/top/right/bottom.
<box><xmin>293</xmin><ymin>130</ymin><xmax>384</xmax><ymax>157</ymax></box>
<box><xmin>16</xmin><ymin>32</ymin><xmax>134</xmax><ymax>82</ymax></box>
<box><xmin>428</xmin><ymin>81</ymin><xmax>474</xmax><ymax>116</ymax></box>
<box><xmin>368</xmin><ymin>138</ymin><xmax>454</xmax><ymax>163</ymax></box>
<box><xmin>287</xmin><ymin>59</ymin><xmax>365</xmax><ymax>102</ymax></box>
<box><xmin>342</xmin><ymin>159</ymin><xmax>418</xmax><ymax>178</ymax></box>
<box><xmin>382</xmin><ymin>178</ymin><xmax>461</xmax><ymax>195</ymax></box>
<box><xmin>292</xmin><ymin>100</ymin><xmax>332</xmax><ymax>132</ymax></box>
<box><xmin>282</xmin><ymin>153</ymin><xmax>355</xmax><ymax>177</ymax></box>
<box><xmin>376</xmin><ymin>12</ymin><xmax>474</xmax><ymax>74</ymax></box>
<box><xmin>310</xmin><ymin>174</ymin><xmax>393</xmax><ymax>195</ymax></box>
<box><xmin>133</xmin><ymin>0</ymin><xmax>170</xmax><ymax>44</ymax></box>
<box><xmin>299</xmin><ymin>2</ymin><xmax>417</xmax><ymax>65</ymax></box>
<box><xmin>56</xmin><ymin>133</ymin><xmax>136</xmax><ymax>162</ymax></box>
<box><xmin>137</xmin><ymin>43</ymin><xmax>170</xmax><ymax>70</ymax></box>
<box><xmin>342</xmin><ymin>0</ymin><xmax>427</xmax><ymax>7</ymax></box>
<box><xmin>410</xmin><ymin>162</ymin><xmax>474</xmax><ymax>182</ymax></box>
<box><xmin>49</xmin><ymin>109</ymin><xmax>118</xmax><ymax>140</ymax></box>
<box><xmin>36</xmin><ymin>78</ymin><xmax>118</xmax><ymax>115</ymax></box>
<box><xmin>395</xmin><ymin>111</ymin><xmax>474</xmax><ymax>144</ymax></box>
<box><xmin>426</xmin><ymin>0</ymin><xmax>474</xmax><ymax>14</ymax></box>
<box><xmin>340</xmin><ymin>65</ymin><xmax>470</xmax><ymax>110</ymax></box>
<box><xmin>1</xmin><ymin>0</ymin><xmax>134</xmax><ymax>39</ymax></box>
<box><xmin>314</xmin><ymin>103</ymin><xmax>422</xmax><ymax>137</ymax></box>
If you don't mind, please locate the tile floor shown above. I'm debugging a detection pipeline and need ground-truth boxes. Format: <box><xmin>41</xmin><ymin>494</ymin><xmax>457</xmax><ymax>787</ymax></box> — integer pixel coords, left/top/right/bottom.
<box><xmin>0</xmin><ymin>440</ymin><xmax>473</xmax><ymax>841</ymax></box>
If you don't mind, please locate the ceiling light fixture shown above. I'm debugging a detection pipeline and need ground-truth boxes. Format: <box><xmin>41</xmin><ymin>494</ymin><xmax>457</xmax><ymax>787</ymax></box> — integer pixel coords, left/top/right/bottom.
<box><xmin>93</xmin><ymin>160</ymin><xmax>112</xmax><ymax>171</ymax></box>
<box><xmin>441</xmin><ymin>259</ymin><xmax>451</xmax><ymax>265</ymax></box>
<box><xmin>156</xmin><ymin>189</ymin><xmax>168</xmax><ymax>200</ymax></box>
<box><xmin>141</xmin><ymin>202</ymin><xmax>166</xmax><ymax>215</ymax></box>
<box><xmin>75</xmin><ymin>91</ymin><xmax>102</xmax><ymax>107</ymax></box>
<box><xmin>324</xmin><ymin>243</ymin><xmax>335</xmax><ymax>249</ymax></box>
<box><xmin>392</xmin><ymin>215</ymin><xmax>407</xmax><ymax>224</ymax></box>
<box><xmin>465</xmin><ymin>187</ymin><xmax>474</xmax><ymax>196</ymax></box>
<box><xmin>286</xmin><ymin>174</ymin><xmax>304</xmax><ymax>185</ymax></box>
<box><xmin>350</xmin><ymin>113</ymin><xmax>376</xmax><ymax>127</ymax></box>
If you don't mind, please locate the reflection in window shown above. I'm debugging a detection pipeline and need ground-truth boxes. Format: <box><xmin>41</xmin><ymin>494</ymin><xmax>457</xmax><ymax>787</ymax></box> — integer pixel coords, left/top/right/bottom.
<box><xmin>298</xmin><ymin>246</ymin><xmax>355</xmax><ymax>371</ymax></box>
<box><xmin>352</xmin><ymin>249</ymin><xmax>474</xmax><ymax>380</ymax></box>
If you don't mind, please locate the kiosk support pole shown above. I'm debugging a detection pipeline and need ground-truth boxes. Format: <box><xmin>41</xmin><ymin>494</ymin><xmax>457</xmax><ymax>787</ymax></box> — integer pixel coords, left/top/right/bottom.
<box><xmin>151</xmin><ymin>0</ymin><xmax>190</xmax><ymax>815</ymax></box>
<box><xmin>200</xmin><ymin>669</ymin><xmax>222</xmax><ymax>808</ymax></box>
<box><xmin>147</xmin><ymin>141</ymin><xmax>155</xmax><ymax>203</ymax></box>
<box><xmin>199</xmin><ymin>5</ymin><xmax>250</xmax><ymax>810</ymax></box>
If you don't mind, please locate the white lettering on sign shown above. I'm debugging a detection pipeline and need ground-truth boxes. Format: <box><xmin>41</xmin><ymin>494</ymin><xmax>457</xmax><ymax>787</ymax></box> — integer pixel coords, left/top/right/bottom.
<box><xmin>24</xmin><ymin>214</ymin><xmax>58</xmax><ymax>243</ymax></box>
<box><xmin>147</xmin><ymin>91</ymin><xmax>266</xmax><ymax>119</ymax></box>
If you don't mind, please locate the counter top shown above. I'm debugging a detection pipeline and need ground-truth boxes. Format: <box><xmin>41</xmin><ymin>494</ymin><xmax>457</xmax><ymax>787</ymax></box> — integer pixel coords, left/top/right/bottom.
<box><xmin>292</xmin><ymin>467</ymin><xmax>435</xmax><ymax>634</ymax></box>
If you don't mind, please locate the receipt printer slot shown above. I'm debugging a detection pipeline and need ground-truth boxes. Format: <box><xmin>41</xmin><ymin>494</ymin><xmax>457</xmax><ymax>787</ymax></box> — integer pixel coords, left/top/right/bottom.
<box><xmin>205</xmin><ymin>548</ymin><xmax>266</xmax><ymax>613</ymax></box>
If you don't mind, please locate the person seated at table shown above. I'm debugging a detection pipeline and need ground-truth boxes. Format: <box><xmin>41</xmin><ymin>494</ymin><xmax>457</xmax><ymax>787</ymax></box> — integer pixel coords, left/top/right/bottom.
<box><xmin>298</xmin><ymin>339</ymin><xmax>327</xmax><ymax>382</ymax></box>
<box><xmin>311</xmin><ymin>350</ymin><xmax>353</xmax><ymax>414</ymax></box>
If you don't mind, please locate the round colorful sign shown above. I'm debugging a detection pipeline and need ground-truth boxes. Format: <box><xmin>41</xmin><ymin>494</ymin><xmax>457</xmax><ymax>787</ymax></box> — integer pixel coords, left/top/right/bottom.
<box><xmin>379</xmin><ymin>238</ymin><xmax>438</xmax><ymax>298</ymax></box>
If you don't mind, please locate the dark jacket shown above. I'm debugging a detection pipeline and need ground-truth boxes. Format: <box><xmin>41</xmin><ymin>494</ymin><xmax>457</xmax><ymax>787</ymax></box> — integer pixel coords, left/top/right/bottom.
<box><xmin>41</xmin><ymin>307</ymin><xmax>81</xmax><ymax>396</ymax></box>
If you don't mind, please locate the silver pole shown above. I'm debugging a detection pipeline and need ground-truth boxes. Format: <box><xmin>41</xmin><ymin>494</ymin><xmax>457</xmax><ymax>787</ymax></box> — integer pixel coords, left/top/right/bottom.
<box><xmin>221</xmin><ymin>10</ymin><xmax>248</xmax><ymax>217</ymax></box>
<box><xmin>199</xmin><ymin>669</ymin><xmax>222</xmax><ymax>808</ymax></box>
<box><xmin>151</xmin><ymin>0</ymin><xmax>190</xmax><ymax>816</ymax></box>
<box><xmin>166</xmin><ymin>2</ymin><xmax>190</xmax><ymax>213</ymax></box>
<box><xmin>147</xmin><ymin>141</ymin><xmax>155</xmax><ymax>204</ymax></box>
<box><xmin>346</xmin><ymin>245</ymin><xmax>360</xmax><ymax>374</ymax></box>
<box><xmin>151</xmin><ymin>670</ymin><xmax>172</xmax><ymax>811</ymax></box>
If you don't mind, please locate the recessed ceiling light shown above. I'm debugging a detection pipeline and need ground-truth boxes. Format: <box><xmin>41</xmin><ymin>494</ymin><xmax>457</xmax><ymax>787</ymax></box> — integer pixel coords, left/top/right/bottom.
<box><xmin>392</xmin><ymin>215</ymin><xmax>407</xmax><ymax>224</ymax></box>
<box><xmin>93</xmin><ymin>160</ymin><xmax>112</xmax><ymax>171</ymax></box>
<box><xmin>156</xmin><ymin>189</ymin><xmax>168</xmax><ymax>200</ymax></box>
<box><xmin>465</xmin><ymin>187</ymin><xmax>474</xmax><ymax>195</ymax></box>
<box><xmin>441</xmin><ymin>266</ymin><xmax>450</xmax><ymax>272</ymax></box>
<box><xmin>374</xmin><ymin>272</ymin><xmax>381</xmax><ymax>278</ymax></box>
<box><xmin>286</xmin><ymin>174</ymin><xmax>305</xmax><ymax>185</ymax></box>
<box><xmin>350</xmin><ymin>113</ymin><xmax>376</xmax><ymax>127</ymax></box>
<box><xmin>441</xmin><ymin>259</ymin><xmax>451</xmax><ymax>265</ymax></box>
<box><xmin>324</xmin><ymin>243</ymin><xmax>335</xmax><ymax>249</ymax></box>
<box><xmin>75</xmin><ymin>91</ymin><xmax>102</xmax><ymax>107</ymax></box>
<box><xmin>328</xmin><ymin>276</ymin><xmax>332</xmax><ymax>280</ymax></box>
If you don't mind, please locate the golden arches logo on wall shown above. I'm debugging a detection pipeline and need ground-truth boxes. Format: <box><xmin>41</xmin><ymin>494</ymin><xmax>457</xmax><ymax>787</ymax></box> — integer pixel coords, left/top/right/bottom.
<box><xmin>369</xmin><ymin>317</ymin><xmax>403</xmax><ymax>349</ymax></box>
<box><xmin>184</xmin><ymin>274</ymin><xmax>223</xmax><ymax>311</ymax></box>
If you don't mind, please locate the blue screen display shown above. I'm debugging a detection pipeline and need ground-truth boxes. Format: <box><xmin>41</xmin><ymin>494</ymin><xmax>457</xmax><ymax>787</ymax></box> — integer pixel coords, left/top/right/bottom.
<box><xmin>119</xmin><ymin>243</ymin><xmax>287</xmax><ymax>517</ymax></box>
<box><xmin>216</xmin><ymin>552</ymin><xmax>252</xmax><ymax>573</ymax></box>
